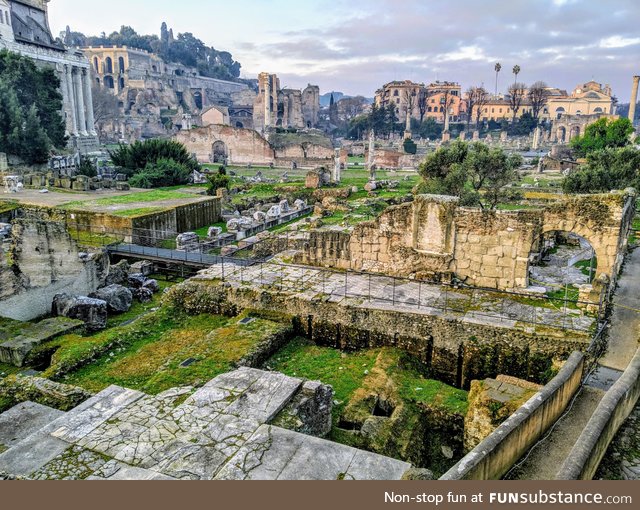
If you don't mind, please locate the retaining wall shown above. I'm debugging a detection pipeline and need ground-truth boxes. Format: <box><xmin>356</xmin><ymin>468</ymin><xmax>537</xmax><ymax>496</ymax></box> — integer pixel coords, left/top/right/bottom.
<box><xmin>440</xmin><ymin>351</ymin><xmax>585</xmax><ymax>480</ymax></box>
<box><xmin>556</xmin><ymin>347</ymin><xmax>640</xmax><ymax>480</ymax></box>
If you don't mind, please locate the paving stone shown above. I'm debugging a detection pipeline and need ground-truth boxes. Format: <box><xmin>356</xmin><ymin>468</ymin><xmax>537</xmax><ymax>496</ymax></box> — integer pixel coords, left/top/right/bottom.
<box><xmin>0</xmin><ymin>431</ymin><xmax>70</xmax><ymax>477</ymax></box>
<box><xmin>87</xmin><ymin>460</ymin><xmax>176</xmax><ymax>480</ymax></box>
<box><xmin>50</xmin><ymin>385</ymin><xmax>145</xmax><ymax>443</ymax></box>
<box><xmin>216</xmin><ymin>425</ymin><xmax>410</xmax><ymax>480</ymax></box>
<box><xmin>0</xmin><ymin>401</ymin><xmax>64</xmax><ymax>449</ymax></box>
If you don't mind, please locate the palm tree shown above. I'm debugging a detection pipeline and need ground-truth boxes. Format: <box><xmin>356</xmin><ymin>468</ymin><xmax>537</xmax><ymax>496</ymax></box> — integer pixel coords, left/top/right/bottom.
<box><xmin>494</xmin><ymin>63</ymin><xmax>502</xmax><ymax>96</ymax></box>
<box><xmin>513</xmin><ymin>65</ymin><xmax>521</xmax><ymax>85</ymax></box>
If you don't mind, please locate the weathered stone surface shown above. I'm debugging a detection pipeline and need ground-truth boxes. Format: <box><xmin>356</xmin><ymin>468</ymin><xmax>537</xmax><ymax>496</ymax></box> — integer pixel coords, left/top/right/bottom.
<box><xmin>129</xmin><ymin>260</ymin><xmax>153</xmax><ymax>277</ymax></box>
<box><xmin>52</xmin><ymin>293</ymin><xmax>108</xmax><ymax>331</ymax></box>
<box><xmin>272</xmin><ymin>380</ymin><xmax>333</xmax><ymax>437</ymax></box>
<box><xmin>90</xmin><ymin>285</ymin><xmax>133</xmax><ymax>314</ymax></box>
<box><xmin>133</xmin><ymin>287</ymin><xmax>153</xmax><ymax>303</ymax></box>
<box><xmin>142</xmin><ymin>279</ymin><xmax>160</xmax><ymax>294</ymax></box>
<box><xmin>0</xmin><ymin>317</ymin><xmax>83</xmax><ymax>367</ymax></box>
<box><xmin>216</xmin><ymin>425</ymin><xmax>411</xmax><ymax>480</ymax></box>
<box><xmin>0</xmin><ymin>376</ymin><xmax>92</xmax><ymax>412</ymax></box>
<box><xmin>104</xmin><ymin>260</ymin><xmax>131</xmax><ymax>286</ymax></box>
<box><xmin>0</xmin><ymin>402</ymin><xmax>64</xmax><ymax>450</ymax></box>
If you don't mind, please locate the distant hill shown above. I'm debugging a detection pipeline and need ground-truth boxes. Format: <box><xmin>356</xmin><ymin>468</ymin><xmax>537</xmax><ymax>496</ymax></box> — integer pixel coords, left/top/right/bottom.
<box><xmin>320</xmin><ymin>92</ymin><xmax>373</xmax><ymax>107</ymax></box>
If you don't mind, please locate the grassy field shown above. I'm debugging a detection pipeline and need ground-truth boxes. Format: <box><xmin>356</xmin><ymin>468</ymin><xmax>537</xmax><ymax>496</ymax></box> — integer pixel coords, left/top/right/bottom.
<box><xmin>266</xmin><ymin>338</ymin><xmax>468</xmax><ymax>419</ymax></box>
<box><xmin>58</xmin><ymin>189</ymin><xmax>195</xmax><ymax>211</ymax></box>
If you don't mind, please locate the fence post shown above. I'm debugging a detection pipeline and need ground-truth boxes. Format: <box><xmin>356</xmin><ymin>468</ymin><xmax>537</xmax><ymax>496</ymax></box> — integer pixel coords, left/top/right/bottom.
<box><xmin>222</xmin><ymin>257</ymin><xmax>225</xmax><ymax>282</ymax></box>
<box><xmin>418</xmin><ymin>281</ymin><xmax>421</xmax><ymax>309</ymax></box>
<box><xmin>392</xmin><ymin>277</ymin><xmax>396</xmax><ymax>306</ymax></box>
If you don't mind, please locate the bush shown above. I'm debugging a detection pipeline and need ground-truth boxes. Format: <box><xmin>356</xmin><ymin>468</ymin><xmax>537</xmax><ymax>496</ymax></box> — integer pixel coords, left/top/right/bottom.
<box><xmin>206</xmin><ymin>166</ymin><xmax>230</xmax><ymax>195</ymax></box>
<box><xmin>403</xmin><ymin>138</ymin><xmax>417</xmax><ymax>154</ymax></box>
<box><xmin>77</xmin><ymin>156</ymin><xmax>97</xmax><ymax>178</ymax></box>
<box><xmin>109</xmin><ymin>139</ymin><xmax>199</xmax><ymax>176</ymax></box>
<box><xmin>128</xmin><ymin>158</ymin><xmax>192</xmax><ymax>188</ymax></box>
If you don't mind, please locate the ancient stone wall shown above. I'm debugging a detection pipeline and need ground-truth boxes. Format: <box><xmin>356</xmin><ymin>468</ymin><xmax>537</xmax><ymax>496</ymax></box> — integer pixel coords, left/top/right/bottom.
<box><xmin>441</xmin><ymin>352</ymin><xmax>585</xmax><ymax>480</ymax></box>
<box><xmin>296</xmin><ymin>191</ymin><xmax>635</xmax><ymax>291</ymax></box>
<box><xmin>0</xmin><ymin>220</ymin><xmax>105</xmax><ymax>321</ymax></box>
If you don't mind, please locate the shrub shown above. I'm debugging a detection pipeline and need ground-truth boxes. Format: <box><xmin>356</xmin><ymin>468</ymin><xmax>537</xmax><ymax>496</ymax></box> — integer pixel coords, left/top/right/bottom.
<box><xmin>403</xmin><ymin>138</ymin><xmax>417</xmax><ymax>154</ymax></box>
<box><xmin>206</xmin><ymin>166</ymin><xmax>230</xmax><ymax>195</ymax></box>
<box><xmin>109</xmin><ymin>139</ymin><xmax>199</xmax><ymax>176</ymax></box>
<box><xmin>128</xmin><ymin>158</ymin><xmax>192</xmax><ymax>188</ymax></box>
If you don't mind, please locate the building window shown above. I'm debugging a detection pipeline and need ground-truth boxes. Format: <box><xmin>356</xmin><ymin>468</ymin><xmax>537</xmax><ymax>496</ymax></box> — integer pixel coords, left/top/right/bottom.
<box><xmin>105</xmin><ymin>57</ymin><xmax>113</xmax><ymax>74</ymax></box>
<box><xmin>93</xmin><ymin>57</ymin><xmax>100</xmax><ymax>72</ymax></box>
<box><xmin>119</xmin><ymin>57</ymin><xmax>125</xmax><ymax>73</ymax></box>
<box><xmin>0</xmin><ymin>11</ymin><xmax>3</xmax><ymax>23</ymax></box>
<box><xmin>396</xmin><ymin>98</ymin><xmax>400</xmax><ymax>104</ymax></box>
<box><xmin>427</xmin><ymin>107</ymin><xmax>432</xmax><ymax>112</ymax></box>
<box><xmin>393</xmin><ymin>90</ymin><xmax>399</xmax><ymax>97</ymax></box>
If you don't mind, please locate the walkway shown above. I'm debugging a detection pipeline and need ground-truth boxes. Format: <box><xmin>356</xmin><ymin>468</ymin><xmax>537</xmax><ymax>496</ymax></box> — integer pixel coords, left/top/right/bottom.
<box><xmin>108</xmin><ymin>243</ymin><xmax>253</xmax><ymax>268</ymax></box>
<box><xmin>194</xmin><ymin>259</ymin><xmax>596</xmax><ymax>334</ymax></box>
<box><xmin>508</xmin><ymin>248</ymin><xmax>640</xmax><ymax>480</ymax></box>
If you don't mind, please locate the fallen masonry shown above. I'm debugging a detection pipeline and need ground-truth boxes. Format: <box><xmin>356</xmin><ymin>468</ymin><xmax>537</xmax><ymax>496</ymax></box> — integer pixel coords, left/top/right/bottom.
<box><xmin>0</xmin><ymin>368</ymin><xmax>410</xmax><ymax>480</ymax></box>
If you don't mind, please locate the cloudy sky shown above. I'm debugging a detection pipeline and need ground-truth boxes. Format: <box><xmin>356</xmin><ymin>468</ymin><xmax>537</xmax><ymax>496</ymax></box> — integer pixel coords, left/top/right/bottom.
<box><xmin>49</xmin><ymin>0</ymin><xmax>640</xmax><ymax>100</ymax></box>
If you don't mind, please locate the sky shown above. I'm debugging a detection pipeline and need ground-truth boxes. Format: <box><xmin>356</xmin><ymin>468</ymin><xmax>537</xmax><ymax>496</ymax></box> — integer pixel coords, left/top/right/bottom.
<box><xmin>48</xmin><ymin>0</ymin><xmax>640</xmax><ymax>101</ymax></box>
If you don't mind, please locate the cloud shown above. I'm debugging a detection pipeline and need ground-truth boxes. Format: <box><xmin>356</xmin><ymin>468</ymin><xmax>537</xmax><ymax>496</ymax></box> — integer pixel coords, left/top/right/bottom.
<box><xmin>599</xmin><ymin>35</ymin><xmax>640</xmax><ymax>49</ymax></box>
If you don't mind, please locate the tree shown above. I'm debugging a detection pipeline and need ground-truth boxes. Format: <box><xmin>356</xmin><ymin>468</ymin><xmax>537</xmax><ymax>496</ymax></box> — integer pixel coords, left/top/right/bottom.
<box><xmin>563</xmin><ymin>146</ymin><xmax>640</xmax><ymax>193</ymax></box>
<box><xmin>206</xmin><ymin>166</ymin><xmax>230</xmax><ymax>195</ymax></box>
<box><xmin>417</xmin><ymin>118</ymin><xmax>443</xmax><ymax>140</ymax></box>
<box><xmin>0</xmin><ymin>50</ymin><xmax>66</xmax><ymax>162</ymax></box>
<box><xmin>418</xmin><ymin>141</ymin><xmax>521</xmax><ymax>209</ymax></box>
<box><xmin>109</xmin><ymin>139</ymin><xmax>200</xmax><ymax>177</ymax></box>
<box><xmin>128</xmin><ymin>158</ymin><xmax>192</xmax><ymax>188</ymax></box>
<box><xmin>494</xmin><ymin>63</ymin><xmax>502</xmax><ymax>95</ymax></box>
<box><xmin>92</xmin><ymin>83</ymin><xmax>121</xmax><ymax>123</ymax></box>
<box><xmin>417</xmin><ymin>88</ymin><xmax>430</xmax><ymax>123</ymax></box>
<box><xmin>508</xmin><ymin>82</ymin><xmax>527</xmax><ymax>124</ymax></box>
<box><xmin>528</xmin><ymin>81</ymin><xmax>550</xmax><ymax>122</ymax></box>
<box><xmin>570</xmin><ymin>117</ymin><xmax>635</xmax><ymax>157</ymax></box>
<box><xmin>512</xmin><ymin>65</ymin><xmax>521</xmax><ymax>84</ymax></box>
<box><xmin>466</xmin><ymin>86</ymin><xmax>489</xmax><ymax>131</ymax></box>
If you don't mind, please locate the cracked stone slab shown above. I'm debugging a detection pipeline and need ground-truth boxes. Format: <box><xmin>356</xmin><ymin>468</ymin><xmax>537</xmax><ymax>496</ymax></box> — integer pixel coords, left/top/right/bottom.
<box><xmin>0</xmin><ymin>401</ymin><xmax>64</xmax><ymax>449</ymax></box>
<box><xmin>50</xmin><ymin>385</ymin><xmax>145</xmax><ymax>444</ymax></box>
<box><xmin>87</xmin><ymin>460</ymin><xmax>176</xmax><ymax>480</ymax></box>
<box><xmin>0</xmin><ymin>430</ymin><xmax>70</xmax><ymax>477</ymax></box>
<box><xmin>216</xmin><ymin>425</ymin><xmax>410</xmax><ymax>480</ymax></box>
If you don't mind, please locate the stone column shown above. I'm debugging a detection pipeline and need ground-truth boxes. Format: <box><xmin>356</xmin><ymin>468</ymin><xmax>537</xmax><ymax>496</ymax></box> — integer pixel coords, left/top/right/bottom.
<box><xmin>73</xmin><ymin>67</ymin><xmax>88</xmax><ymax>136</ymax></box>
<box><xmin>82</xmin><ymin>68</ymin><xmax>97</xmax><ymax>136</ymax></box>
<box><xmin>629</xmin><ymin>76</ymin><xmax>640</xmax><ymax>125</ymax></box>
<box><xmin>64</xmin><ymin>65</ymin><xmax>79</xmax><ymax>136</ymax></box>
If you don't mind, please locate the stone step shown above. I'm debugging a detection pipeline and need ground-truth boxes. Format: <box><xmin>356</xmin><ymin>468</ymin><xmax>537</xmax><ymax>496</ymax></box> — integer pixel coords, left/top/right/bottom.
<box><xmin>0</xmin><ymin>385</ymin><xmax>144</xmax><ymax>477</ymax></box>
<box><xmin>0</xmin><ymin>401</ymin><xmax>64</xmax><ymax>453</ymax></box>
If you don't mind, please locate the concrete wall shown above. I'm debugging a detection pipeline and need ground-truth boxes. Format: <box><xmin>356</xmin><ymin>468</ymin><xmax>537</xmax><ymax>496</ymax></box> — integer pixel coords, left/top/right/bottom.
<box><xmin>440</xmin><ymin>352</ymin><xmax>585</xmax><ymax>480</ymax></box>
<box><xmin>296</xmin><ymin>191</ymin><xmax>635</xmax><ymax>291</ymax></box>
<box><xmin>556</xmin><ymin>348</ymin><xmax>640</xmax><ymax>480</ymax></box>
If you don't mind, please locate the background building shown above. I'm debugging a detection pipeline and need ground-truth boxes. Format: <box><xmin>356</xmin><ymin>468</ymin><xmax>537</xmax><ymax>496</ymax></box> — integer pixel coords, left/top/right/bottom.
<box><xmin>0</xmin><ymin>0</ymin><xmax>99</xmax><ymax>153</ymax></box>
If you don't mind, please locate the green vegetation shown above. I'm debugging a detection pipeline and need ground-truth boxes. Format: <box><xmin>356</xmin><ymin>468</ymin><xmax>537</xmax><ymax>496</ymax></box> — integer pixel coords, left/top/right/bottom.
<box><xmin>0</xmin><ymin>50</ymin><xmax>67</xmax><ymax>163</ymax></box>
<box><xmin>59</xmin><ymin>189</ymin><xmax>193</xmax><ymax>210</ymax></box>
<box><xmin>418</xmin><ymin>141</ymin><xmax>522</xmax><ymax>209</ymax></box>
<box><xmin>0</xmin><ymin>200</ymin><xmax>19</xmax><ymax>215</ymax></box>
<box><xmin>562</xmin><ymin>146</ymin><xmax>640</xmax><ymax>194</ymax></box>
<box><xmin>109</xmin><ymin>139</ymin><xmax>199</xmax><ymax>188</ymax></box>
<box><xmin>570</xmin><ymin>117</ymin><xmax>636</xmax><ymax>158</ymax></box>
<box><xmin>403</xmin><ymin>138</ymin><xmax>418</xmax><ymax>155</ymax></box>
<box><xmin>206</xmin><ymin>166</ymin><xmax>230</xmax><ymax>195</ymax></box>
<box><xmin>64</xmin><ymin>311</ymin><xmax>285</xmax><ymax>395</ymax></box>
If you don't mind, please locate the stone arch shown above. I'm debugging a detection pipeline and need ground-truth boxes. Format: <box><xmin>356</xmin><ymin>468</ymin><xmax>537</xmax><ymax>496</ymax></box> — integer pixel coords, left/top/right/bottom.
<box><xmin>211</xmin><ymin>140</ymin><xmax>227</xmax><ymax>163</ymax></box>
<box><xmin>193</xmin><ymin>91</ymin><xmax>203</xmax><ymax>110</ymax></box>
<box><xmin>118</xmin><ymin>57</ymin><xmax>125</xmax><ymax>73</ymax></box>
<box><xmin>235</xmin><ymin>121</ymin><xmax>244</xmax><ymax>128</ymax></box>
<box><xmin>104</xmin><ymin>75</ymin><xmax>115</xmax><ymax>89</ymax></box>
<box><xmin>555</xmin><ymin>106</ymin><xmax>565</xmax><ymax>119</ymax></box>
<box><xmin>569</xmin><ymin>125</ymin><xmax>581</xmax><ymax>141</ymax></box>
<box><xmin>93</xmin><ymin>57</ymin><xmax>100</xmax><ymax>73</ymax></box>
<box><xmin>556</xmin><ymin>126</ymin><xmax>566</xmax><ymax>143</ymax></box>
<box><xmin>105</xmin><ymin>57</ymin><xmax>113</xmax><ymax>74</ymax></box>
<box><xmin>119</xmin><ymin>77</ymin><xmax>125</xmax><ymax>90</ymax></box>
<box><xmin>594</xmin><ymin>107</ymin><xmax>603</xmax><ymax>113</ymax></box>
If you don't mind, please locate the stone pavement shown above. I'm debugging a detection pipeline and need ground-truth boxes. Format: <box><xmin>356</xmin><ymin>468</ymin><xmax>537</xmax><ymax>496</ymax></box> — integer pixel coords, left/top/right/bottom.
<box><xmin>196</xmin><ymin>260</ymin><xmax>595</xmax><ymax>333</ymax></box>
<box><xmin>0</xmin><ymin>368</ymin><xmax>410</xmax><ymax>480</ymax></box>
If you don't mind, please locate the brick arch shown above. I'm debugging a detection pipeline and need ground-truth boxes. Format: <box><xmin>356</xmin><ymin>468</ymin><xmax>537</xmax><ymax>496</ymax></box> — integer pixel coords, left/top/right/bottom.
<box><xmin>538</xmin><ymin>224</ymin><xmax>603</xmax><ymax>279</ymax></box>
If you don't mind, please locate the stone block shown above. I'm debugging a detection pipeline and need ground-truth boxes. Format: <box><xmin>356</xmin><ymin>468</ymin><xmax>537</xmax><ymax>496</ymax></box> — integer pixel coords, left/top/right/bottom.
<box><xmin>0</xmin><ymin>402</ymin><xmax>64</xmax><ymax>450</ymax></box>
<box><xmin>90</xmin><ymin>285</ymin><xmax>133</xmax><ymax>314</ymax></box>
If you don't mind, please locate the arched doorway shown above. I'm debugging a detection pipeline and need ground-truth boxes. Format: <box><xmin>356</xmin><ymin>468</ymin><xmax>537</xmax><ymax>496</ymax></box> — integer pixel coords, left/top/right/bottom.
<box><xmin>235</xmin><ymin>121</ymin><xmax>244</xmax><ymax>128</ymax></box>
<box><xmin>556</xmin><ymin>126</ymin><xmax>566</xmax><ymax>143</ymax></box>
<box><xmin>193</xmin><ymin>91</ymin><xmax>203</xmax><ymax>110</ymax></box>
<box><xmin>528</xmin><ymin>231</ymin><xmax>597</xmax><ymax>300</ymax></box>
<box><xmin>105</xmin><ymin>57</ymin><xmax>113</xmax><ymax>74</ymax></box>
<box><xmin>118</xmin><ymin>57</ymin><xmax>125</xmax><ymax>73</ymax></box>
<box><xmin>104</xmin><ymin>76</ymin><xmax>115</xmax><ymax>89</ymax></box>
<box><xmin>569</xmin><ymin>125</ymin><xmax>581</xmax><ymax>141</ymax></box>
<box><xmin>212</xmin><ymin>141</ymin><xmax>227</xmax><ymax>163</ymax></box>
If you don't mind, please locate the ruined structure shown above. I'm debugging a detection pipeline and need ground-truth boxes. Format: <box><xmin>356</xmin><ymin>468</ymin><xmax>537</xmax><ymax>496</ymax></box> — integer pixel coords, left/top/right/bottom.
<box><xmin>552</xmin><ymin>113</ymin><xmax>618</xmax><ymax>144</ymax></box>
<box><xmin>82</xmin><ymin>45</ymin><xmax>249</xmax><ymax>142</ymax></box>
<box><xmin>0</xmin><ymin>0</ymin><xmax>99</xmax><ymax>153</ymax></box>
<box><xmin>176</xmin><ymin>124</ymin><xmax>334</xmax><ymax>167</ymax></box>
<box><xmin>253</xmin><ymin>73</ymin><xmax>321</xmax><ymax>131</ymax></box>
<box><xmin>295</xmin><ymin>191</ymin><xmax>635</xmax><ymax>292</ymax></box>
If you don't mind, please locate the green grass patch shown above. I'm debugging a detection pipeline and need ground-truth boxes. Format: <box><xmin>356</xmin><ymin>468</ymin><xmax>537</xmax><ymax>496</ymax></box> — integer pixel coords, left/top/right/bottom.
<box><xmin>111</xmin><ymin>207</ymin><xmax>169</xmax><ymax>218</ymax></box>
<box><xmin>63</xmin><ymin>311</ymin><xmax>286</xmax><ymax>395</ymax></box>
<box><xmin>0</xmin><ymin>199</ymin><xmax>19</xmax><ymax>215</ymax></box>
<box><xmin>58</xmin><ymin>189</ymin><xmax>194</xmax><ymax>210</ymax></box>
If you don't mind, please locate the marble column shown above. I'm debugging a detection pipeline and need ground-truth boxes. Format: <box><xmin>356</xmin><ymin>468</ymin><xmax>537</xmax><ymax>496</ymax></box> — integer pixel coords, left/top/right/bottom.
<box><xmin>64</xmin><ymin>65</ymin><xmax>79</xmax><ymax>136</ymax></box>
<box><xmin>73</xmin><ymin>67</ymin><xmax>88</xmax><ymax>136</ymax></box>
<box><xmin>82</xmin><ymin>68</ymin><xmax>97</xmax><ymax>136</ymax></box>
<box><xmin>629</xmin><ymin>76</ymin><xmax>640</xmax><ymax>125</ymax></box>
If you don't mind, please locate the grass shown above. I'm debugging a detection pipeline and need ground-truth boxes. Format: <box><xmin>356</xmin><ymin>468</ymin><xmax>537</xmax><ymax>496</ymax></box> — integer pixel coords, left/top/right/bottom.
<box><xmin>194</xmin><ymin>222</ymin><xmax>228</xmax><ymax>237</ymax></box>
<box><xmin>111</xmin><ymin>207</ymin><xmax>169</xmax><ymax>218</ymax></box>
<box><xmin>59</xmin><ymin>308</ymin><xmax>287</xmax><ymax>395</ymax></box>
<box><xmin>266</xmin><ymin>339</ymin><xmax>467</xmax><ymax>418</ymax></box>
<box><xmin>0</xmin><ymin>199</ymin><xmax>19</xmax><ymax>215</ymax></box>
<box><xmin>574</xmin><ymin>258</ymin><xmax>596</xmax><ymax>279</ymax></box>
<box><xmin>66</xmin><ymin>229</ymin><xmax>124</xmax><ymax>248</ymax></box>
<box><xmin>266</xmin><ymin>337</ymin><xmax>379</xmax><ymax>418</ymax></box>
<box><xmin>58</xmin><ymin>189</ymin><xmax>194</xmax><ymax>210</ymax></box>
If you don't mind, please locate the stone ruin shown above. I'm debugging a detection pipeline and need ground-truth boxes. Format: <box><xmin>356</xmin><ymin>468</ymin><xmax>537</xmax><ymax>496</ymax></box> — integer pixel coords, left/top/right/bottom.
<box><xmin>176</xmin><ymin>232</ymin><xmax>200</xmax><ymax>252</ymax></box>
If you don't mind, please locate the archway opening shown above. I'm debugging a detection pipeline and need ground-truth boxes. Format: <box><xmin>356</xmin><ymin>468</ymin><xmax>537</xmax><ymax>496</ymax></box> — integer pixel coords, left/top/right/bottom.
<box><xmin>235</xmin><ymin>121</ymin><xmax>244</xmax><ymax>128</ymax></box>
<box><xmin>528</xmin><ymin>231</ymin><xmax>597</xmax><ymax>301</ymax></box>
<box><xmin>557</xmin><ymin>126</ymin><xmax>566</xmax><ymax>143</ymax></box>
<box><xmin>211</xmin><ymin>141</ymin><xmax>227</xmax><ymax>163</ymax></box>
<box><xmin>193</xmin><ymin>91</ymin><xmax>203</xmax><ymax>110</ymax></box>
<box><xmin>105</xmin><ymin>57</ymin><xmax>113</xmax><ymax>74</ymax></box>
<box><xmin>104</xmin><ymin>76</ymin><xmax>114</xmax><ymax>89</ymax></box>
